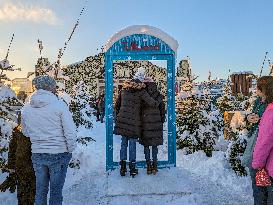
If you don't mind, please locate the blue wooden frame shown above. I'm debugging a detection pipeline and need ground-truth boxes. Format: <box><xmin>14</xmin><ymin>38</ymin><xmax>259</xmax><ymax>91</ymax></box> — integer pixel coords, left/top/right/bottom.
<box><xmin>105</xmin><ymin>34</ymin><xmax>176</xmax><ymax>171</ymax></box>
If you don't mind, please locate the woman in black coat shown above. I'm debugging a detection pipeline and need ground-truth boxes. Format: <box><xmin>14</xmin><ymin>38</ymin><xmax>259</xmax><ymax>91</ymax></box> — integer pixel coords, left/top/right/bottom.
<box><xmin>114</xmin><ymin>78</ymin><xmax>159</xmax><ymax>177</ymax></box>
<box><xmin>140</xmin><ymin>78</ymin><xmax>165</xmax><ymax>175</ymax></box>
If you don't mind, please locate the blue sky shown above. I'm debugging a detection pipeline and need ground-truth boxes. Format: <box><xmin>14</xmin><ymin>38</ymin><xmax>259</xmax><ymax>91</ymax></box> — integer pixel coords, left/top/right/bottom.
<box><xmin>1</xmin><ymin>0</ymin><xmax>273</xmax><ymax>81</ymax></box>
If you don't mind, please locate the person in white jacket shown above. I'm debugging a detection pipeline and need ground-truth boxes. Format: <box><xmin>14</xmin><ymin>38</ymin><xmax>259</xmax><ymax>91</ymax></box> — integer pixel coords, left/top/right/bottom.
<box><xmin>21</xmin><ymin>75</ymin><xmax>77</xmax><ymax>205</ymax></box>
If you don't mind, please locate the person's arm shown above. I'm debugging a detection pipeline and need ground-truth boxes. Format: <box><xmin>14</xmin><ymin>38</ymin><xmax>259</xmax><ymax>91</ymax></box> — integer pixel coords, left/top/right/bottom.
<box><xmin>140</xmin><ymin>89</ymin><xmax>159</xmax><ymax>107</ymax></box>
<box><xmin>159</xmin><ymin>97</ymin><xmax>166</xmax><ymax>123</ymax></box>
<box><xmin>60</xmin><ymin>102</ymin><xmax>77</xmax><ymax>153</ymax></box>
<box><xmin>115</xmin><ymin>92</ymin><xmax>122</xmax><ymax>116</ymax></box>
<box><xmin>252</xmin><ymin>109</ymin><xmax>273</xmax><ymax>169</ymax></box>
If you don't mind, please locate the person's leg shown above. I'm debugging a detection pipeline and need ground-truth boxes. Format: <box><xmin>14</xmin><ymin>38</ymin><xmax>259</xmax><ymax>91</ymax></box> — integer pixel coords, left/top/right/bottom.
<box><xmin>128</xmin><ymin>138</ymin><xmax>137</xmax><ymax>162</ymax></box>
<box><xmin>48</xmin><ymin>153</ymin><xmax>72</xmax><ymax>205</ymax></box>
<box><xmin>96</xmin><ymin>108</ymin><xmax>100</xmax><ymax>121</ymax></box>
<box><xmin>144</xmin><ymin>146</ymin><xmax>152</xmax><ymax>175</ymax></box>
<box><xmin>152</xmin><ymin>146</ymin><xmax>158</xmax><ymax>162</ymax></box>
<box><xmin>152</xmin><ymin>146</ymin><xmax>159</xmax><ymax>174</ymax></box>
<box><xmin>31</xmin><ymin>154</ymin><xmax>50</xmax><ymax>205</ymax></box>
<box><xmin>120</xmin><ymin>136</ymin><xmax>128</xmax><ymax>176</ymax></box>
<box><xmin>266</xmin><ymin>177</ymin><xmax>273</xmax><ymax>205</ymax></box>
<box><xmin>128</xmin><ymin>138</ymin><xmax>138</xmax><ymax>176</ymax></box>
<box><xmin>120</xmin><ymin>136</ymin><xmax>128</xmax><ymax>161</ymax></box>
<box><xmin>249</xmin><ymin>167</ymin><xmax>267</xmax><ymax>205</ymax></box>
<box><xmin>100</xmin><ymin>109</ymin><xmax>105</xmax><ymax>123</ymax></box>
<box><xmin>144</xmin><ymin>146</ymin><xmax>150</xmax><ymax>161</ymax></box>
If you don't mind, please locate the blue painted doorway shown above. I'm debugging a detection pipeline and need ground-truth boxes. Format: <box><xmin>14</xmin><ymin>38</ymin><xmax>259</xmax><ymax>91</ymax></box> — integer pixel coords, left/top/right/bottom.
<box><xmin>104</xmin><ymin>25</ymin><xmax>178</xmax><ymax>171</ymax></box>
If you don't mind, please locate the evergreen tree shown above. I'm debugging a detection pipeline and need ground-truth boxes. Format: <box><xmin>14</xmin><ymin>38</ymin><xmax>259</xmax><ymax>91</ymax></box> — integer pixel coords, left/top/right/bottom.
<box><xmin>0</xmin><ymin>87</ymin><xmax>18</xmax><ymax>172</ymax></box>
<box><xmin>225</xmin><ymin>111</ymin><xmax>249</xmax><ymax>176</ymax></box>
<box><xmin>216</xmin><ymin>78</ymin><xmax>236</xmax><ymax>114</ymax></box>
<box><xmin>66</xmin><ymin>82</ymin><xmax>94</xmax><ymax>169</ymax></box>
<box><xmin>176</xmin><ymin>81</ymin><xmax>217</xmax><ymax>157</ymax></box>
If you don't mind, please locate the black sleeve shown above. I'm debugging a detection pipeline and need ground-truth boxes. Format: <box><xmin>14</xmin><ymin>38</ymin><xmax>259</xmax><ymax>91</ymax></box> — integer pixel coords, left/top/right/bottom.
<box><xmin>140</xmin><ymin>89</ymin><xmax>159</xmax><ymax>107</ymax></box>
<box><xmin>115</xmin><ymin>91</ymin><xmax>122</xmax><ymax>116</ymax></box>
<box><xmin>159</xmin><ymin>99</ymin><xmax>166</xmax><ymax>123</ymax></box>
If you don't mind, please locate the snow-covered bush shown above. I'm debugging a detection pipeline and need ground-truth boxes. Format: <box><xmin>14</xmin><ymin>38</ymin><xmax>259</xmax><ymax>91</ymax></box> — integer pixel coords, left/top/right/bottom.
<box><xmin>225</xmin><ymin>111</ymin><xmax>250</xmax><ymax>176</ymax></box>
<box><xmin>58</xmin><ymin>82</ymin><xmax>95</xmax><ymax>169</ymax></box>
<box><xmin>176</xmin><ymin>82</ymin><xmax>218</xmax><ymax>157</ymax></box>
<box><xmin>0</xmin><ymin>85</ymin><xmax>20</xmax><ymax>172</ymax></box>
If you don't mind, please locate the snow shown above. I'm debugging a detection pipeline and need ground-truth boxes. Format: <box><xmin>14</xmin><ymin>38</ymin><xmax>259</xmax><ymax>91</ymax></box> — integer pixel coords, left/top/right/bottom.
<box><xmin>231</xmin><ymin>71</ymin><xmax>253</xmax><ymax>75</ymax></box>
<box><xmin>0</xmin><ymin>86</ymin><xmax>16</xmax><ymax>102</ymax></box>
<box><xmin>0</xmin><ymin>116</ymin><xmax>254</xmax><ymax>205</ymax></box>
<box><xmin>104</xmin><ymin>25</ymin><xmax>179</xmax><ymax>53</ymax></box>
<box><xmin>230</xmin><ymin>111</ymin><xmax>250</xmax><ymax>133</ymax></box>
<box><xmin>0</xmin><ymin>59</ymin><xmax>12</xmax><ymax>69</ymax></box>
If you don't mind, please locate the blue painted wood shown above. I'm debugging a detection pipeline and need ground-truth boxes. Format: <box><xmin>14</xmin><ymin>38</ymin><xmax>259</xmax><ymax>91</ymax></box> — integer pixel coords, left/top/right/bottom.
<box><xmin>105</xmin><ymin>33</ymin><xmax>177</xmax><ymax>171</ymax></box>
<box><xmin>111</xmin><ymin>160</ymin><xmax>175</xmax><ymax>170</ymax></box>
<box><xmin>108</xmin><ymin>34</ymin><xmax>175</xmax><ymax>56</ymax></box>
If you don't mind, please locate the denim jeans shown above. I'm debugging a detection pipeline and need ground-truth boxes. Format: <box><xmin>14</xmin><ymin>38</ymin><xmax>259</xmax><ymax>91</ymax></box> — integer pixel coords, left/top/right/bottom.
<box><xmin>120</xmin><ymin>136</ymin><xmax>137</xmax><ymax>162</ymax></box>
<box><xmin>31</xmin><ymin>153</ymin><xmax>72</xmax><ymax>205</ymax></box>
<box><xmin>249</xmin><ymin>167</ymin><xmax>273</xmax><ymax>205</ymax></box>
<box><xmin>144</xmin><ymin>146</ymin><xmax>158</xmax><ymax>161</ymax></box>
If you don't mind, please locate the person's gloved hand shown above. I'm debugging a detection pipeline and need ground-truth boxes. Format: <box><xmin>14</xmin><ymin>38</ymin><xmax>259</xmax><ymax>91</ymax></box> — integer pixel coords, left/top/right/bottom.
<box><xmin>0</xmin><ymin>173</ymin><xmax>17</xmax><ymax>193</ymax></box>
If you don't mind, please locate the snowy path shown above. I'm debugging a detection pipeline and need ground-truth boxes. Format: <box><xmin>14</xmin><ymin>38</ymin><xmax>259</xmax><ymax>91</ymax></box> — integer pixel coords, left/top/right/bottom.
<box><xmin>62</xmin><ymin>167</ymin><xmax>252</xmax><ymax>205</ymax></box>
<box><xmin>0</xmin><ymin>120</ymin><xmax>253</xmax><ymax>205</ymax></box>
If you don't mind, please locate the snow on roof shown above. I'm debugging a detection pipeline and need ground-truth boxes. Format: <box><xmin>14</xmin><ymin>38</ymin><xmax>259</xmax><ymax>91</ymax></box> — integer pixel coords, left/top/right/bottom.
<box><xmin>231</xmin><ymin>71</ymin><xmax>253</xmax><ymax>75</ymax></box>
<box><xmin>104</xmin><ymin>25</ymin><xmax>179</xmax><ymax>53</ymax></box>
<box><xmin>66</xmin><ymin>60</ymin><xmax>84</xmax><ymax>67</ymax></box>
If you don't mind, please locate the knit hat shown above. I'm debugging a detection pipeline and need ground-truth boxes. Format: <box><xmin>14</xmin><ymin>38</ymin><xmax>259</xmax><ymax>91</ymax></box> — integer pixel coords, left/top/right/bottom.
<box><xmin>133</xmin><ymin>67</ymin><xmax>146</xmax><ymax>82</ymax></box>
<box><xmin>32</xmin><ymin>75</ymin><xmax>57</xmax><ymax>91</ymax></box>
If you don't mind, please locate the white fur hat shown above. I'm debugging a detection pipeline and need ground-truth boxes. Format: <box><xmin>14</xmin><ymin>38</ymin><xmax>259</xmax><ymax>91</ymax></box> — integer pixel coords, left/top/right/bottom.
<box><xmin>133</xmin><ymin>67</ymin><xmax>146</xmax><ymax>82</ymax></box>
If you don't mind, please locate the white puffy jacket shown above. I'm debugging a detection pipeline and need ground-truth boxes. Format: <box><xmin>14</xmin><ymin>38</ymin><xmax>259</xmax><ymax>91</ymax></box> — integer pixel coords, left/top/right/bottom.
<box><xmin>21</xmin><ymin>89</ymin><xmax>77</xmax><ymax>154</ymax></box>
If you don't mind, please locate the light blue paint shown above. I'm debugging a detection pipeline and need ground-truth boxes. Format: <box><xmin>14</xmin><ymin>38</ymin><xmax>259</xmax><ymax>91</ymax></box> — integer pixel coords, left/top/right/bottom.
<box><xmin>105</xmin><ymin>33</ymin><xmax>177</xmax><ymax>171</ymax></box>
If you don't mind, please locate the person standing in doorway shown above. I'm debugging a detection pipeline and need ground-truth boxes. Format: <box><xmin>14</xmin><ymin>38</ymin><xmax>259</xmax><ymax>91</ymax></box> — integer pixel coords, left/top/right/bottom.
<box><xmin>140</xmin><ymin>77</ymin><xmax>165</xmax><ymax>175</ymax></box>
<box><xmin>21</xmin><ymin>75</ymin><xmax>77</xmax><ymax>205</ymax></box>
<box><xmin>114</xmin><ymin>67</ymin><xmax>159</xmax><ymax>177</ymax></box>
<box><xmin>98</xmin><ymin>93</ymin><xmax>105</xmax><ymax>123</ymax></box>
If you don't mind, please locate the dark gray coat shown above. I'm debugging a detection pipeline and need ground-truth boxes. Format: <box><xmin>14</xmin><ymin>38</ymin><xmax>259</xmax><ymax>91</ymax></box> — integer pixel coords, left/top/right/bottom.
<box><xmin>139</xmin><ymin>82</ymin><xmax>165</xmax><ymax>146</ymax></box>
<box><xmin>114</xmin><ymin>79</ymin><xmax>159</xmax><ymax>139</ymax></box>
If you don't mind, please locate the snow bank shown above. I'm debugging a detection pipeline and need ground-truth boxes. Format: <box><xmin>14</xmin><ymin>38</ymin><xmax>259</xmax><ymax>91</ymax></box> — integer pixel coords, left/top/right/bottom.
<box><xmin>0</xmin><ymin>118</ymin><xmax>254</xmax><ymax>205</ymax></box>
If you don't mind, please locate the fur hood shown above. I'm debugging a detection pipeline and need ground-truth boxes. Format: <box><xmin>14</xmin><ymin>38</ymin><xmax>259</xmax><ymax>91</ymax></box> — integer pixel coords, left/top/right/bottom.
<box><xmin>122</xmin><ymin>79</ymin><xmax>146</xmax><ymax>91</ymax></box>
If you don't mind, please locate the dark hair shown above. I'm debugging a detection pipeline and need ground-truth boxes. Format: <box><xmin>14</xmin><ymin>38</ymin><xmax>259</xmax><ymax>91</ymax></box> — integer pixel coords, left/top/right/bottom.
<box><xmin>257</xmin><ymin>76</ymin><xmax>273</xmax><ymax>103</ymax></box>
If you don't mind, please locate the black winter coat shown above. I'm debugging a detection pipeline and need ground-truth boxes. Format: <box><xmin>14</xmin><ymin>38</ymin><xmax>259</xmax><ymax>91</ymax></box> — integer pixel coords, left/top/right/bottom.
<box><xmin>139</xmin><ymin>82</ymin><xmax>165</xmax><ymax>146</ymax></box>
<box><xmin>114</xmin><ymin>79</ymin><xmax>159</xmax><ymax>139</ymax></box>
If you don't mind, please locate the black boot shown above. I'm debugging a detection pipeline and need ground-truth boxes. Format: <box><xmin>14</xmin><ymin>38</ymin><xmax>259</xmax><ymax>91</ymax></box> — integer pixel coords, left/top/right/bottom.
<box><xmin>129</xmin><ymin>161</ymin><xmax>138</xmax><ymax>177</ymax></box>
<box><xmin>120</xmin><ymin>160</ymin><xmax>127</xmax><ymax>177</ymax></box>
<box><xmin>152</xmin><ymin>161</ymin><xmax>158</xmax><ymax>175</ymax></box>
<box><xmin>146</xmin><ymin>160</ymin><xmax>152</xmax><ymax>175</ymax></box>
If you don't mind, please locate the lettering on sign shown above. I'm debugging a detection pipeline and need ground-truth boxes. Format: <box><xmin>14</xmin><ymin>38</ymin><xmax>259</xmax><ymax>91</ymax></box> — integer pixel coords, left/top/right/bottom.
<box><xmin>121</xmin><ymin>42</ymin><xmax>161</xmax><ymax>51</ymax></box>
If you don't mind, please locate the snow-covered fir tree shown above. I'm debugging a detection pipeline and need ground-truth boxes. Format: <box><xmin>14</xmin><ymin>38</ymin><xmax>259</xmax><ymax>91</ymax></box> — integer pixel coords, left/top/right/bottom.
<box><xmin>0</xmin><ymin>86</ymin><xmax>19</xmax><ymax>172</ymax></box>
<box><xmin>225</xmin><ymin>111</ymin><xmax>249</xmax><ymax>176</ymax></box>
<box><xmin>223</xmin><ymin>76</ymin><xmax>255</xmax><ymax>176</ymax></box>
<box><xmin>176</xmin><ymin>81</ymin><xmax>217</xmax><ymax>157</ymax></box>
<box><xmin>0</xmin><ymin>61</ymin><xmax>21</xmax><ymax>172</ymax></box>
<box><xmin>65</xmin><ymin>81</ymin><xmax>94</xmax><ymax>169</ymax></box>
<box><xmin>216</xmin><ymin>78</ymin><xmax>236</xmax><ymax>114</ymax></box>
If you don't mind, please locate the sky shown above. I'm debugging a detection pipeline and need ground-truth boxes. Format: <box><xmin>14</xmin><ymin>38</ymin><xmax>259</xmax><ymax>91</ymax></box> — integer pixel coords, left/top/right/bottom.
<box><xmin>1</xmin><ymin>0</ymin><xmax>273</xmax><ymax>81</ymax></box>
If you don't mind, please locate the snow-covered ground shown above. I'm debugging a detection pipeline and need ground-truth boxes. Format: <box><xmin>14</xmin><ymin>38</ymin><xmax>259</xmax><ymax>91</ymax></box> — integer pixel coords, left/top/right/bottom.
<box><xmin>0</xmin><ymin>118</ymin><xmax>254</xmax><ymax>205</ymax></box>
